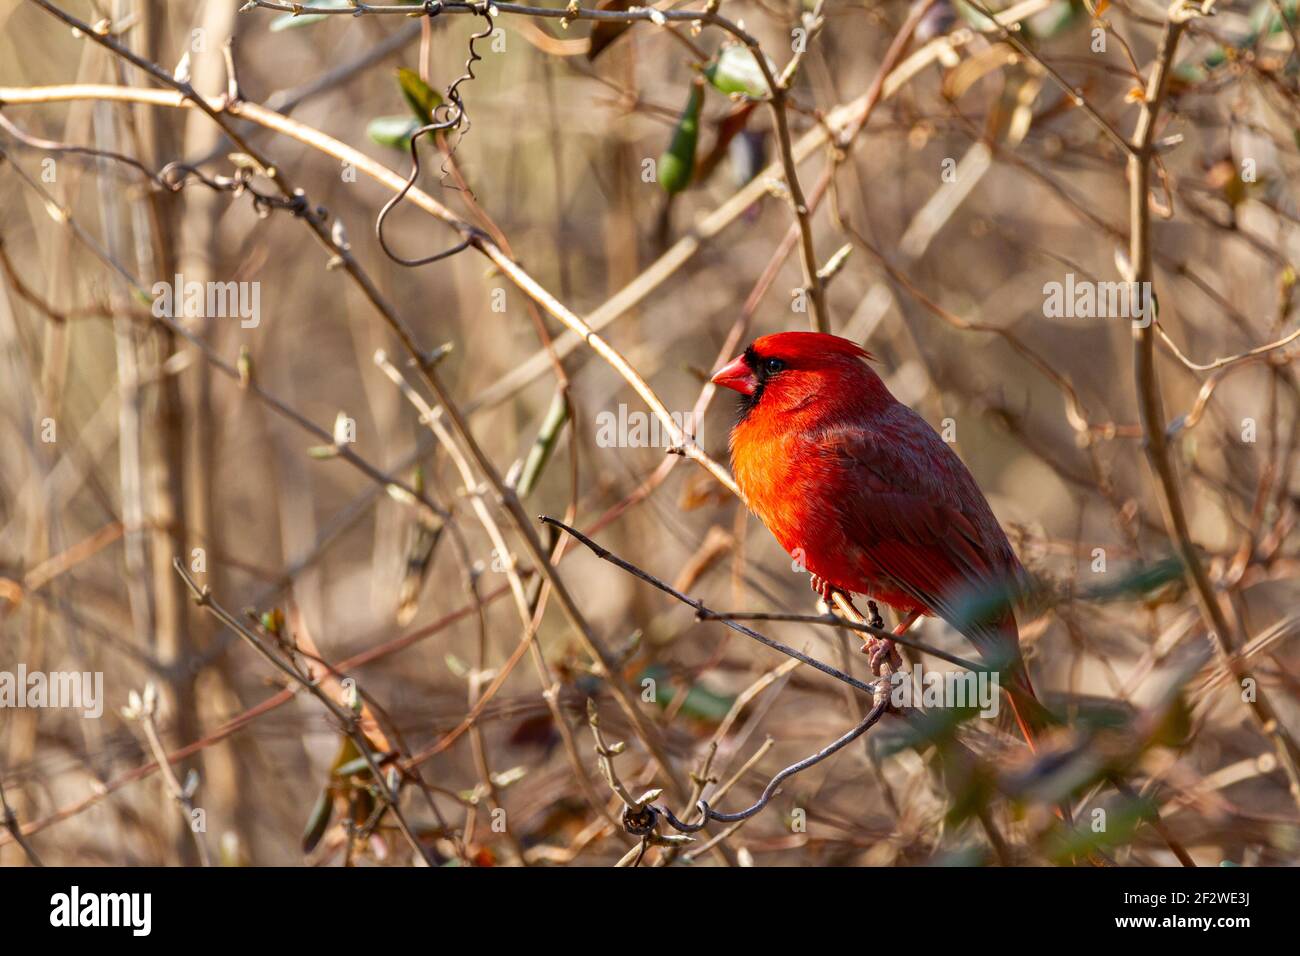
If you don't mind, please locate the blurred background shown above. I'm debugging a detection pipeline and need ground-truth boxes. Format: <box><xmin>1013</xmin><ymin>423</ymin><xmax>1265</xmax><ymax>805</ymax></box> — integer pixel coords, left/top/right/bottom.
<box><xmin>1</xmin><ymin>0</ymin><xmax>1298</xmax><ymax>866</ymax></box>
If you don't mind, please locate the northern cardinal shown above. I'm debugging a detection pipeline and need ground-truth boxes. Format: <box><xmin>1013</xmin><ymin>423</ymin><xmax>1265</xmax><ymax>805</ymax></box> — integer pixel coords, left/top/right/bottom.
<box><xmin>711</xmin><ymin>331</ymin><xmax>1046</xmax><ymax>748</ymax></box>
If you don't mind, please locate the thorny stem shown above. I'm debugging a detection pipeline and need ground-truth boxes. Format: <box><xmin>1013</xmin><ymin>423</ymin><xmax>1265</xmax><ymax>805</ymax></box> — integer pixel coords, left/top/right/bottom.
<box><xmin>17</xmin><ymin>4</ymin><xmax>445</xmax><ymax>529</ymax></box>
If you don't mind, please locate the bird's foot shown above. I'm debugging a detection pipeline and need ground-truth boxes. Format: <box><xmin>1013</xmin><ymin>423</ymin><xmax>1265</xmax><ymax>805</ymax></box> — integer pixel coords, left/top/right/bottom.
<box><xmin>810</xmin><ymin>574</ymin><xmax>840</xmax><ymax>608</ymax></box>
<box><xmin>861</xmin><ymin>636</ymin><xmax>902</xmax><ymax>676</ymax></box>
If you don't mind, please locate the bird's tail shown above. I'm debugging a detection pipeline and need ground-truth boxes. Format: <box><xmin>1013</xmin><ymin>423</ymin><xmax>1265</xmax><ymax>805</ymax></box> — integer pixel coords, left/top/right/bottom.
<box><xmin>1005</xmin><ymin>663</ymin><xmax>1051</xmax><ymax>754</ymax></box>
<box><xmin>968</xmin><ymin>611</ymin><xmax>1051</xmax><ymax>752</ymax></box>
<box><xmin>1007</xmin><ymin>660</ymin><xmax>1108</xmax><ymax>857</ymax></box>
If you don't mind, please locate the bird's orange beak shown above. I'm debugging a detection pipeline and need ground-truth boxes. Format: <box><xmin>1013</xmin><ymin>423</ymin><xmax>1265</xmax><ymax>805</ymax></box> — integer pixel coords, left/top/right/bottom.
<box><xmin>710</xmin><ymin>354</ymin><xmax>758</xmax><ymax>396</ymax></box>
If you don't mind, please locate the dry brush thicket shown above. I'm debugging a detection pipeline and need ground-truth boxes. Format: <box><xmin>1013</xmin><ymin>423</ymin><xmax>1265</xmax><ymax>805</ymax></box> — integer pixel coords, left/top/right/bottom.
<box><xmin>0</xmin><ymin>0</ymin><xmax>1298</xmax><ymax>866</ymax></box>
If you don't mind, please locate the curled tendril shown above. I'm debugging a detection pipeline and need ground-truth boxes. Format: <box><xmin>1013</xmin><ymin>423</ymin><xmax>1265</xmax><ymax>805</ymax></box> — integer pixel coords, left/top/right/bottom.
<box><xmin>621</xmin><ymin>805</ymin><xmax>659</xmax><ymax>837</ymax></box>
<box><xmin>375</xmin><ymin>2</ymin><xmax>494</xmax><ymax>268</ymax></box>
<box><xmin>0</xmin><ymin>112</ymin><xmax>318</xmax><ymax>220</ymax></box>
<box><xmin>157</xmin><ymin>161</ymin><xmax>320</xmax><ymax>220</ymax></box>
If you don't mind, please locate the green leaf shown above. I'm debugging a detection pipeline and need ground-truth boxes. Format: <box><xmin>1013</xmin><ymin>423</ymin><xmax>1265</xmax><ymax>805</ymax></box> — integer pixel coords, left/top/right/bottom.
<box><xmin>1070</xmin><ymin>697</ymin><xmax>1136</xmax><ymax>733</ymax></box>
<box><xmin>397</xmin><ymin>67</ymin><xmax>443</xmax><ymax>126</ymax></box>
<box><xmin>332</xmin><ymin>756</ymin><xmax>375</xmax><ymax>779</ymax></box>
<box><xmin>1171</xmin><ymin>60</ymin><xmax>1209</xmax><ymax>88</ymax></box>
<box><xmin>928</xmin><ymin>846</ymin><xmax>989</xmax><ymax>867</ymax></box>
<box><xmin>658</xmin><ymin>82</ymin><xmax>703</xmax><ymax>194</ymax></box>
<box><xmin>301</xmin><ymin>788</ymin><xmax>334</xmax><ymax>853</ymax></box>
<box><xmin>1046</xmin><ymin>795</ymin><xmax>1156</xmax><ymax>864</ymax></box>
<box><xmin>1249</xmin><ymin>0</ymin><xmax>1297</xmax><ymax>37</ymax></box>
<box><xmin>269</xmin><ymin>0</ymin><xmax>351</xmax><ymax>32</ymax></box>
<box><xmin>516</xmin><ymin>391</ymin><xmax>570</xmax><ymax>499</ymax></box>
<box><xmin>1201</xmin><ymin>46</ymin><xmax>1228</xmax><ymax>70</ymax></box>
<box><xmin>639</xmin><ymin>666</ymin><xmax>736</xmax><ymax>722</ymax></box>
<box><xmin>1003</xmin><ymin>744</ymin><xmax>1109</xmax><ymax>807</ymax></box>
<box><xmin>942</xmin><ymin>760</ymin><xmax>997</xmax><ymax>826</ymax></box>
<box><xmin>1080</xmin><ymin>557</ymin><xmax>1184</xmax><ymax>603</ymax></box>
<box><xmin>877</xmin><ymin>703</ymin><xmax>982</xmax><ymax>757</ymax></box>
<box><xmin>705</xmin><ymin>45</ymin><xmax>773</xmax><ymax>98</ymax></box>
<box><xmin>367</xmin><ymin>115</ymin><xmax>421</xmax><ymax>149</ymax></box>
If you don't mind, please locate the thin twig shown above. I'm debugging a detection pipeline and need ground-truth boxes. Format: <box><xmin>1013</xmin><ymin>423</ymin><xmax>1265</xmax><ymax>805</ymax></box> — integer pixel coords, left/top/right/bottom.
<box><xmin>122</xmin><ymin>687</ymin><xmax>213</xmax><ymax>866</ymax></box>
<box><xmin>0</xmin><ymin>777</ymin><xmax>42</xmax><ymax>866</ymax></box>
<box><xmin>540</xmin><ymin>516</ymin><xmax>880</xmax><ymax>698</ymax></box>
<box><xmin>172</xmin><ymin>560</ymin><xmax>438</xmax><ymax>866</ymax></box>
<box><xmin>1126</xmin><ymin>0</ymin><xmax>1300</xmax><ymax>813</ymax></box>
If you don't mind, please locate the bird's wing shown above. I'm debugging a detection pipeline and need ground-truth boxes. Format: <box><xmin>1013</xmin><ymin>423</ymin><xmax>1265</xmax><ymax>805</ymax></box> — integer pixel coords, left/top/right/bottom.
<box><xmin>815</xmin><ymin>415</ymin><xmax>1021</xmax><ymax>663</ymax></box>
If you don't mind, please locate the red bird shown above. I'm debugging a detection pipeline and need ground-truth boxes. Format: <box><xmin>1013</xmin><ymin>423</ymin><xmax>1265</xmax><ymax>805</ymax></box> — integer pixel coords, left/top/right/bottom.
<box><xmin>711</xmin><ymin>331</ymin><xmax>1046</xmax><ymax>748</ymax></box>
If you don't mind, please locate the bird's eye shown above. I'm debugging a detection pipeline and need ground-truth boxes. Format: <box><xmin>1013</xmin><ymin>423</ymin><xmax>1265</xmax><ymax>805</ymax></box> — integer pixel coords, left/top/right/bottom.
<box><xmin>763</xmin><ymin>357</ymin><xmax>787</xmax><ymax>375</ymax></box>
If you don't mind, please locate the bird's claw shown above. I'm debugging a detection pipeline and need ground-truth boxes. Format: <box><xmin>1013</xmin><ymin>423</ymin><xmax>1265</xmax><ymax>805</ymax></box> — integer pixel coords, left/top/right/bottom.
<box><xmin>861</xmin><ymin>636</ymin><xmax>902</xmax><ymax>676</ymax></box>
<box><xmin>810</xmin><ymin>574</ymin><xmax>839</xmax><ymax>607</ymax></box>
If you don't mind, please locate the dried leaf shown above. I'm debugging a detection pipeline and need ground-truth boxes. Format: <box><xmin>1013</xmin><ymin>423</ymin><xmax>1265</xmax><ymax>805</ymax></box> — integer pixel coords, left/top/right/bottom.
<box><xmin>586</xmin><ymin>0</ymin><xmax>634</xmax><ymax>60</ymax></box>
<box><xmin>943</xmin><ymin>43</ymin><xmax>1019</xmax><ymax>101</ymax></box>
<box><xmin>694</xmin><ymin>100</ymin><xmax>758</xmax><ymax>185</ymax></box>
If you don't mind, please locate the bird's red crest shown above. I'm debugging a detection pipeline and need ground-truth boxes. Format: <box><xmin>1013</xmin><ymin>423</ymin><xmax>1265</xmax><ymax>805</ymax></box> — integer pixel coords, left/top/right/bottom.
<box><xmin>749</xmin><ymin>331</ymin><xmax>875</xmax><ymax>365</ymax></box>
